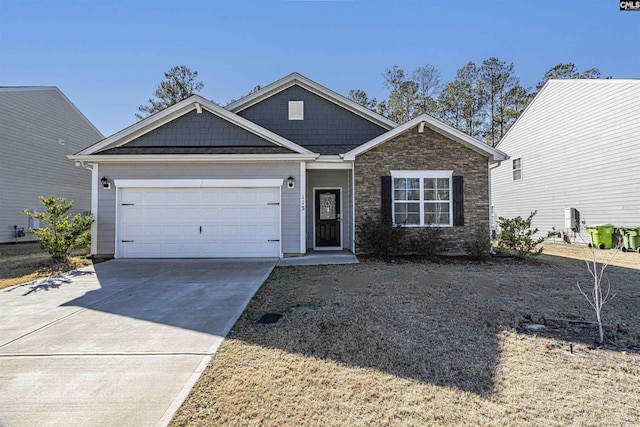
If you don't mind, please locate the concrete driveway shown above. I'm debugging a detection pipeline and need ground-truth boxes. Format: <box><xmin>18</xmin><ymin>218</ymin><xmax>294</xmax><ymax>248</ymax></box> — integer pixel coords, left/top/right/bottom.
<box><xmin>0</xmin><ymin>258</ymin><xmax>276</xmax><ymax>427</ymax></box>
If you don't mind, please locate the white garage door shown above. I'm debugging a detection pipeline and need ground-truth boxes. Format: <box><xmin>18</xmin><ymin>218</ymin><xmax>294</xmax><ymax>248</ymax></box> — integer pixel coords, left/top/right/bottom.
<box><xmin>118</xmin><ymin>187</ymin><xmax>281</xmax><ymax>258</ymax></box>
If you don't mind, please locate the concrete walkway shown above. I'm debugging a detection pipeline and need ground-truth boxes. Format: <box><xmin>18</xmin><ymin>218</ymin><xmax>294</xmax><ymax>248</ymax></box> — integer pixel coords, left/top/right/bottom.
<box><xmin>277</xmin><ymin>250</ymin><xmax>359</xmax><ymax>266</ymax></box>
<box><xmin>0</xmin><ymin>258</ymin><xmax>276</xmax><ymax>427</ymax></box>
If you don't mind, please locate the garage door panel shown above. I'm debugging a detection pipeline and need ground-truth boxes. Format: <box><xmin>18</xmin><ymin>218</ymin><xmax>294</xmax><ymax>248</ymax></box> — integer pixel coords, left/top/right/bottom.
<box><xmin>162</xmin><ymin>206</ymin><xmax>199</xmax><ymax>221</ymax></box>
<box><xmin>217</xmin><ymin>224</ymin><xmax>277</xmax><ymax>238</ymax></box>
<box><xmin>119</xmin><ymin>187</ymin><xmax>281</xmax><ymax>258</ymax></box>
<box><xmin>200</xmin><ymin>208</ymin><xmax>221</xmax><ymax>219</ymax></box>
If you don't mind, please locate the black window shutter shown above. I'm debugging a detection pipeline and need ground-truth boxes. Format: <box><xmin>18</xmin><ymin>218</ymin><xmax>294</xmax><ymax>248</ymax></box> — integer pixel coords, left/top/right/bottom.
<box><xmin>452</xmin><ymin>175</ymin><xmax>464</xmax><ymax>226</ymax></box>
<box><xmin>381</xmin><ymin>176</ymin><xmax>392</xmax><ymax>221</ymax></box>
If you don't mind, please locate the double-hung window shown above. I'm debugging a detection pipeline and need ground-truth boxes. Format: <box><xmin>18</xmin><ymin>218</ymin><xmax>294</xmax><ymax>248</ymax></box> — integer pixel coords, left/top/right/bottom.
<box><xmin>512</xmin><ymin>158</ymin><xmax>522</xmax><ymax>180</ymax></box>
<box><xmin>391</xmin><ymin>171</ymin><xmax>453</xmax><ymax>227</ymax></box>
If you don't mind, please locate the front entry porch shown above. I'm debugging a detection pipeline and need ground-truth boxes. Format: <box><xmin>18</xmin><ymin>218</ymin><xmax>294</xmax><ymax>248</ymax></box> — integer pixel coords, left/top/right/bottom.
<box><xmin>305</xmin><ymin>168</ymin><xmax>353</xmax><ymax>252</ymax></box>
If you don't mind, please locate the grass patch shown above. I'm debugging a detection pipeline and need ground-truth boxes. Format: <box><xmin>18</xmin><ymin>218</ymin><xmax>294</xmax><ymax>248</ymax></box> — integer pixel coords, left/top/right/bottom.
<box><xmin>0</xmin><ymin>242</ymin><xmax>93</xmax><ymax>289</ymax></box>
<box><xmin>171</xmin><ymin>244</ymin><xmax>640</xmax><ymax>426</ymax></box>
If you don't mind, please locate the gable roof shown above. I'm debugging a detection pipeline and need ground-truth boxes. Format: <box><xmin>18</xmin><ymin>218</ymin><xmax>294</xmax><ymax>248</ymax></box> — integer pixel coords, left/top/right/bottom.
<box><xmin>225</xmin><ymin>72</ymin><xmax>398</xmax><ymax>130</ymax></box>
<box><xmin>496</xmin><ymin>78</ymin><xmax>640</xmax><ymax>149</ymax></box>
<box><xmin>0</xmin><ymin>86</ymin><xmax>104</xmax><ymax>138</ymax></box>
<box><xmin>343</xmin><ymin>114</ymin><xmax>508</xmax><ymax>162</ymax></box>
<box><xmin>74</xmin><ymin>95</ymin><xmax>314</xmax><ymax>157</ymax></box>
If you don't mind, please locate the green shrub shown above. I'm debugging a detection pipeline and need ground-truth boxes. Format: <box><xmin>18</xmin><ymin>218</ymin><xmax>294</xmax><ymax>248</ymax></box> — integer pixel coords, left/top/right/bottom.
<box><xmin>464</xmin><ymin>227</ymin><xmax>492</xmax><ymax>261</ymax></box>
<box><xmin>24</xmin><ymin>196</ymin><xmax>93</xmax><ymax>262</ymax></box>
<box><xmin>496</xmin><ymin>211</ymin><xmax>544</xmax><ymax>257</ymax></box>
<box><xmin>357</xmin><ymin>214</ymin><xmax>407</xmax><ymax>261</ymax></box>
<box><xmin>410</xmin><ymin>227</ymin><xmax>446</xmax><ymax>260</ymax></box>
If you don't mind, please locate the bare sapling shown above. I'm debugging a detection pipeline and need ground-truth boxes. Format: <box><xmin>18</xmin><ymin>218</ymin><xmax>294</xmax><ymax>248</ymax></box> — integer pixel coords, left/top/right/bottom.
<box><xmin>576</xmin><ymin>242</ymin><xmax>619</xmax><ymax>344</ymax></box>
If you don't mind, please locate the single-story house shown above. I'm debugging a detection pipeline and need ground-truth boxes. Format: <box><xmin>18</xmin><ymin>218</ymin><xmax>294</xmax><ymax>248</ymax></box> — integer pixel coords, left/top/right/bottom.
<box><xmin>69</xmin><ymin>73</ymin><xmax>506</xmax><ymax>258</ymax></box>
<box><xmin>491</xmin><ymin>79</ymin><xmax>640</xmax><ymax>243</ymax></box>
<box><xmin>0</xmin><ymin>87</ymin><xmax>103</xmax><ymax>243</ymax></box>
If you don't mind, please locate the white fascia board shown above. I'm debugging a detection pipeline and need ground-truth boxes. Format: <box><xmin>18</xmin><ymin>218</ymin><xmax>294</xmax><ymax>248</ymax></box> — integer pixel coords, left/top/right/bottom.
<box><xmin>342</xmin><ymin>116</ymin><xmax>424</xmax><ymax>160</ymax></box>
<box><xmin>344</xmin><ymin>114</ymin><xmax>508</xmax><ymax>162</ymax></box>
<box><xmin>76</xmin><ymin>100</ymin><xmax>194</xmax><ymax>155</ymax></box>
<box><xmin>68</xmin><ymin>153</ymin><xmax>319</xmax><ymax>163</ymax></box>
<box><xmin>114</xmin><ymin>179</ymin><xmax>284</xmax><ymax>188</ymax></box>
<box><xmin>76</xmin><ymin>95</ymin><xmax>313</xmax><ymax>156</ymax></box>
<box><xmin>306</xmin><ymin>161</ymin><xmax>353</xmax><ymax>170</ymax></box>
<box><xmin>226</xmin><ymin>73</ymin><xmax>398</xmax><ymax>130</ymax></box>
<box><xmin>419</xmin><ymin>115</ymin><xmax>508</xmax><ymax>161</ymax></box>
<box><xmin>196</xmin><ymin>97</ymin><xmax>314</xmax><ymax>154</ymax></box>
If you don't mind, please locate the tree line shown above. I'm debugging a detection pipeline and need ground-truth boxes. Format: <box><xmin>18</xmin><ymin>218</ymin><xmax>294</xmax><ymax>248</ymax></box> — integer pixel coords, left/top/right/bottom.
<box><xmin>348</xmin><ymin>60</ymin><xmax>602</xmax><ymax>147</ymax></box>
<box><xmin>137</xmin><ymin>62</ymin><xmax>602</xmax><ymax>147</ymax></box>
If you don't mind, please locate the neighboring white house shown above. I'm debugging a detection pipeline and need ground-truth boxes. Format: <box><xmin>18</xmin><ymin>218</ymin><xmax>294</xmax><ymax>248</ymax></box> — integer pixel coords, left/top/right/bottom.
<box><xmin>491</xmin><ymin>79</ymin><xmax>640</xmax><ymax>243</ymax></box>
<box><xmin>0</xmin><ymin>87</ymin><xmax>103</xmax><ymax>243</ymax></box>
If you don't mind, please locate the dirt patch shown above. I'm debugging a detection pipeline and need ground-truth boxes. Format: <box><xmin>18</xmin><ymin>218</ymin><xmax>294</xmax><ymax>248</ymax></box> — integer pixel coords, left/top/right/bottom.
<box><xmin>171</xmin><ymin>243</ymin><xmax>640</xmax><ymax>426</ymax></box>
<box><xmin>0</xmin><ymin>242</ymin><xmax>94</xmax><ymax>289</ymax></box>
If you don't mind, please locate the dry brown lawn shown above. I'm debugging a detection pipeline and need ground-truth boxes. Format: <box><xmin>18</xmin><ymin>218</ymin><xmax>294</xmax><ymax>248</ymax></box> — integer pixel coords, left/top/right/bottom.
<box><xmin>0</xmin><ymin>242</ymin><xmax>93</xmax><ymax>289</ymax></box>
<box><xmin>172</xmin><ymin>244</ymin><xmax>640</xmax><ymax>426</ymax></box>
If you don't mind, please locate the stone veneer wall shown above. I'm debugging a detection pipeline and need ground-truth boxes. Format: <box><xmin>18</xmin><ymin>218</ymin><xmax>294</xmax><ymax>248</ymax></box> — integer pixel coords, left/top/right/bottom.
<box><xmin>354</xmin><ymin>126</ymin><xmax>490</xmax><ymax>253</ymax></box>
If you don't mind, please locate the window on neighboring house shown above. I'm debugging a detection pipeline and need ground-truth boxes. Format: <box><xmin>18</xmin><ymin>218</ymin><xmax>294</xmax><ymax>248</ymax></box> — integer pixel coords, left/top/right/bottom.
<box><xmin>288</xmin><ymin>100</ymin><xmax>304</xmax><ymax>120</ymax></box>
<box><xmin>392</xmin><ymin>171</ymin><xmax>452</xmax><ymax>227</ymax></box>
<box><xmin>513</xmin><ymin>158</ymin><xmax>522</xmax><ymax>180</ymax></box>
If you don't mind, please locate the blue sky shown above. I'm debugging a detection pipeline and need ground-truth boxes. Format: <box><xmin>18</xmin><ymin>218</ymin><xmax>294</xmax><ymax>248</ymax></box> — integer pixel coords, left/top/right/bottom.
<box><xmin>1</xmin><ymin>0</ymin><xmax>638</xmax><ymax>137</ymax></box>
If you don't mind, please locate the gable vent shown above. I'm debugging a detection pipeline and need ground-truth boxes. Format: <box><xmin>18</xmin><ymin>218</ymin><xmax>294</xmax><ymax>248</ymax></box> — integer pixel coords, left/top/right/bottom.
<box><xmin>288</xmin><ymin>100</ymin><xmax>304</xmax><ymax>120</ymax></box>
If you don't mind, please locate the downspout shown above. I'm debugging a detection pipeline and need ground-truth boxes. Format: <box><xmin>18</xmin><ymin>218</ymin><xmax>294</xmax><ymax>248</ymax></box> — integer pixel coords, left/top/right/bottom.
<box><xmin>488</xmin><ymin>160</ymin><xmax>503</xmax><ymax>241</ymax></box>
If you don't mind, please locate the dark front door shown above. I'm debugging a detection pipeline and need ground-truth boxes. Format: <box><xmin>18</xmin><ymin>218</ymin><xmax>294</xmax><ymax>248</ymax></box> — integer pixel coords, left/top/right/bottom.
<box><xmin>315</xmin><ymin>189</ymin><xmax>341</xmax><ymax>247</ymax></box>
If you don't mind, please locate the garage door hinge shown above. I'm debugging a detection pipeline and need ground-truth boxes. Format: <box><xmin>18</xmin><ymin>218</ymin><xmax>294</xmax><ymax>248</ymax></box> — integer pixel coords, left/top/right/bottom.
<box><xmin>268</xmin><ymin>239</ymin><xmax>280</xmax><ymax>242</ymax></box>
<box><xmin>122</xmin><ymin>203</ymin><xmax>134</xmax><ymax>206</ymax></box>
<box><xmin>121</xmin><ymin>240</ymin><xmax>134</xmax><ymax>243</ymax></box>
<box><xmin>267</xmin><ymin>202</ymin><xmax>279</xmax><ymax>205</ymax></box>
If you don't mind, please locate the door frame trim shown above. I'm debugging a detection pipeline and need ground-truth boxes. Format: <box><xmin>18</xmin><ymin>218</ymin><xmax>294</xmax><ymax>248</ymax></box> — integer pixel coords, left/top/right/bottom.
<box><xmin>312</xmin><ymin>187</ymin><xmax>343</xmax><ymax>250</ymax></box>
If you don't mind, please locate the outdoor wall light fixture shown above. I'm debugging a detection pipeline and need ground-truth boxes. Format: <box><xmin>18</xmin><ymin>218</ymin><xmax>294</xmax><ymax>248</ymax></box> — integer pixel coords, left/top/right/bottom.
<box><xmin>101</xmin><ymin>176</ymin><xmax>111</xmax><ymax>189</ymax></box>
<box><xmin>287</xmin><ymin>176</ymin><xmax>295</xmax><ymax>189</ymax></box>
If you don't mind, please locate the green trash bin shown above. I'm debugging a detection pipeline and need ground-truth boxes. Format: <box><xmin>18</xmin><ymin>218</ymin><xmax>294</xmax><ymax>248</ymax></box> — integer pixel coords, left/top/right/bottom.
<box><xmin>619</xmin><ymin>226</ymin><xmax>640</xmax><ymax>253</ymax></box>
<box><xmin>586</xmin><ymin>224</ymin><xmax>615</xmax><ymax>249</ymax></box>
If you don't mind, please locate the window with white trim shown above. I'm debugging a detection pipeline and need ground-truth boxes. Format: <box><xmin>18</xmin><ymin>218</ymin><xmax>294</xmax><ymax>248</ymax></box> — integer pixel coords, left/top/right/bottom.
<box><xmin>512</xmin><ymin>158</ymin><xmax>522</xmax><ymax>180</ymax></box>
<box><xmin>392</xmin><ymin>171</ymin><xmax>453</xmax><ymax>227</ymax></box>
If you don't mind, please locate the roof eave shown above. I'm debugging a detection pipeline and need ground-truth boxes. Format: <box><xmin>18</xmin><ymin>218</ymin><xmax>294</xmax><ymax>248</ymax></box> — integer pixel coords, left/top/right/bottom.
<box><xmin>76</xmin><ymin>95</ymin><xmax>313</xmax><ymax>156</ymax></box>
<box><xmin>344</xmin><ymin>114</ymin><xmax>508</xmax><ymax>162</ymax></box>
<box><xmin>68</xmin><ymin>153</ymin><xmax>320</xmax><ymax>163</ymax></box>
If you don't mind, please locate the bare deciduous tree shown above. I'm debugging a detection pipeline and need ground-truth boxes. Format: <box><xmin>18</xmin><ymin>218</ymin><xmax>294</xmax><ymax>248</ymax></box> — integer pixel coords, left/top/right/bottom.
<box><xmin>577</xmin><ymin>243</ymin><xmax>619</xmax><ymax>344</ymax></box>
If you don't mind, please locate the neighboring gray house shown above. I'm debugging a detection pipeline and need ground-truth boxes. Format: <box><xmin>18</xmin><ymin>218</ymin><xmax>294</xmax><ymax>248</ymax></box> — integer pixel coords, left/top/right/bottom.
<box><xmin>0</xmin><ymin>87</ymin><xmax>103</xmax><ymax>243</ymax></box>
<box><xmin>491</xmin><ymin>79</ymin><xmax>640</xmax><ymax>243</ymax></box>
<box><xmin>70</xmin><ymin>73</ymin><xmax>506</xmax><ymax>258</ymax></box>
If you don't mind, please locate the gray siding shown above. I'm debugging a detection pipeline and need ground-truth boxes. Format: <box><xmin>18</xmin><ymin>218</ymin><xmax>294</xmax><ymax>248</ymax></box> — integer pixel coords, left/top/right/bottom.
<box><xmin>238</xmin><ymin>85</ymin><xmax>388</xmax><ymax>153</ymax></box>
<box><xmin>491</xmin><ymin>80</ymin><xmax>640</xmax><ymax>242</ymax></box>
<box><xmin>96</xmin><ymin>162</ymin><xmax>302</xmax><ymax>256</ymax></box>
<box><xmin>306</xmin><ymin>169</ymin><xmax>353</xmax><ymax>251</ymax></box>
<box><xmin>0</xmin><ymin>88</ymin><xmax>103</xmax><ymax>243</ymax></box>
<box><xmin>108</xmin><ymin>110</ymin><xmax>277</xmax><ymax>149</ymax></box>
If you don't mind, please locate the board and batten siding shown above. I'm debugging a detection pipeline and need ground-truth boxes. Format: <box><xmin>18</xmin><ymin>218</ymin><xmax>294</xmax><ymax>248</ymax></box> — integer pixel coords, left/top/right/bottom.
<box><xmin>96</xmin><ymin>162</ymin><xmax>302</xmax><ymax>256</ymax></box>
<box><xmin>491</xmin><ymin>80</ymin><xmax>640</xmax><ymax>242</ymax></box>
<box><xmin>305</xmin><ymin>169</ymin><xmax>353</xmax><ymax>251</ymax></box>
<box><xmin>0</xmin><ymin>88</ymin><xmax>103</xmax><ymax>243</ymax></box>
